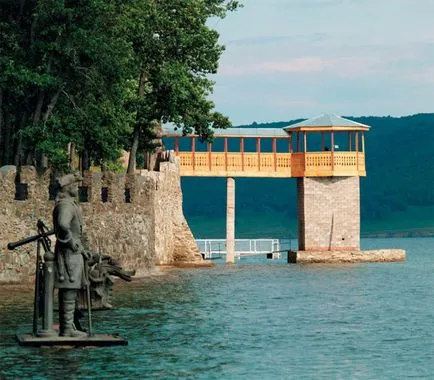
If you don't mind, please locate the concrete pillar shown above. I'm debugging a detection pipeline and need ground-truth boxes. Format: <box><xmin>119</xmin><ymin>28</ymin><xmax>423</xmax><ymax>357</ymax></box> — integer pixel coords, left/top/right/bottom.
<box><xmin>226</xmin><ymin>177</ymin><xmax>235</xmax><ymax>264</ymax></box>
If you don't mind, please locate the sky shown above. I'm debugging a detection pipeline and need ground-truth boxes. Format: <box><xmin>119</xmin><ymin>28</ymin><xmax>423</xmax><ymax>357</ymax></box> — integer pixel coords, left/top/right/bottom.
<box><xmin>210</xmin><ymin>0</ymin><xmax>434</xmax><ymax>125</ymax></box>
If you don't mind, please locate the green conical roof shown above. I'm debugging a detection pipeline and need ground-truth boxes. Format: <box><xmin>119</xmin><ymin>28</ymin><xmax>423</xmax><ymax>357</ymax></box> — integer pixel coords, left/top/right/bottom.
<box><xmin>283</xmin><ymin>114</ymin><xmax>370</xmax><ymax>131</ymax></box>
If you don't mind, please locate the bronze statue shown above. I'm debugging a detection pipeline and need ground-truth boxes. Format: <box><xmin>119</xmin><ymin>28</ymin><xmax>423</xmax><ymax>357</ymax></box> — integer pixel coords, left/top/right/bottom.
<box><xmin>9</xmin><ymin>172</ymin><xmax>133</xmax><ymax>346</ymax></box>
<box><xmin>77</xmin><ymin>253</ymin><xmax>135</xmax><ymax>310</ymax></box>
<box><xmin>53</xmin><ymin>172</ymin><xmax>89</xmax><ymax>337</ymax></box>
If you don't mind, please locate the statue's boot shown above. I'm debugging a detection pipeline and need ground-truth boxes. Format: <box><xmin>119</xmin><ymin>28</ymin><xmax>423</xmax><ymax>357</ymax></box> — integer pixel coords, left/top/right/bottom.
<box><xmin>59</xmin><ymin>292</ymin><xmax>87</xmax><ymax>338</ymax></box>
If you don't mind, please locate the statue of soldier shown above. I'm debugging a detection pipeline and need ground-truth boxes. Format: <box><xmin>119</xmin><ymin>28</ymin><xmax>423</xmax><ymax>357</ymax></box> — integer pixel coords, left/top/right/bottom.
<box><xmin>53</xmin><ymin>172</ymin><xmax>88</xmax><ymax>338</ymax></box>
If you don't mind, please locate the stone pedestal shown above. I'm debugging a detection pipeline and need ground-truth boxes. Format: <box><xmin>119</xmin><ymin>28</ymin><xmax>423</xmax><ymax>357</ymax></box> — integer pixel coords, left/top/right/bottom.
<box><xmin>16</xmin><ymin>333</ymin><xmax>127</xmax><ymax>347</ymax></box>
<box><xmin>288</xmin><ymin>249</ymin><xmax>406</xmax><ymax>264</ymax></box>
<box><xmin>297</xmin><ymin>176</ymin><xmax>360</xmax><ymax>251</ymax></box>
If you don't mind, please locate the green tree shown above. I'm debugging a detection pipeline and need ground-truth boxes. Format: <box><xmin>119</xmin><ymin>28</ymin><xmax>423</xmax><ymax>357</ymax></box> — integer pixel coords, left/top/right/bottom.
<box><xmin>124</xmin><ymin>0</ymin><xmax>240</xmax><ymax>173</ymax></box>
<box><xmin>0</xmin><ymin>0</ymin><xmax>239</xmax><ymax>173</ymax></box>
<box><xmin>0</xmin><ymin>0</ymin><xmax>134</xmax><ymax>171</ymax></box>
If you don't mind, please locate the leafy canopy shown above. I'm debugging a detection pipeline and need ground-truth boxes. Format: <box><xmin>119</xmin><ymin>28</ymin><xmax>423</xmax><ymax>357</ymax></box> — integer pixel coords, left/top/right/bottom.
<box><xmin>0</xmin><ymin>0</ymin><xmax>240</xmax><ymax>171</ymax></box>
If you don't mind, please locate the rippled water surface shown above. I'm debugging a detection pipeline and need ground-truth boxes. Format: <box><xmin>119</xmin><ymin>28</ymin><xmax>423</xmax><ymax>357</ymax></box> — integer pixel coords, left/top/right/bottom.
<box><xmin>1</xmin><ymin>238</ymin><xmax>433</xmax><ymax>379</ymax></box>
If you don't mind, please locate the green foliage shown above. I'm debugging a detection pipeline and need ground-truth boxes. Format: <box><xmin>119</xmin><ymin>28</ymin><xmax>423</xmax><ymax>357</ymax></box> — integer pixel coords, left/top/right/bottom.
<box><xmin>104</xmin><ymin>157</ymin><xmax>127</xmax><ymax>173</ymax></box>
<box><xmin>0</xmin><ymin>0</ymin><xmax>239</xmax><ymax>171</ymax></box>
<box><xmin>122</xmin><ymin>0</ymin><xmax>240</xmax><ymax>171</ymax></box>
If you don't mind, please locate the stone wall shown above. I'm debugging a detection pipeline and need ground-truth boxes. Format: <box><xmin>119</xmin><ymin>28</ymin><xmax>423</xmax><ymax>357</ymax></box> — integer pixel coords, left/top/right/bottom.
<box><xmin>152</xmin><ymin>162</ymin><xmax>202</xmax><ymax>264</ymax></box>
<box><xmin>297</xmin><ymin>176</ymin><xmax>360</xmax><ymax>251</ymax></box>
<box><xmin>0</xmin><ymin>160</ymin><xmax>202</xmax><ymax>283</ymax></box>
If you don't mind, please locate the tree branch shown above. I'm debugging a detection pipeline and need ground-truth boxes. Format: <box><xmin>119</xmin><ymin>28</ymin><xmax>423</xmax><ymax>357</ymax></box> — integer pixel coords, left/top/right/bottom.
<box><xmin>43</xmin><ymin>88</ymin><xmax>62</xmax><ymax>123</ymax></box>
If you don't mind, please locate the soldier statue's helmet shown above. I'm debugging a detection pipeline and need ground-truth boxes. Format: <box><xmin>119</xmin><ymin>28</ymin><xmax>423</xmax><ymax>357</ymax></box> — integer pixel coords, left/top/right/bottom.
<box><xmin>56</xmin><ymin>172</ymin><xmax>83</xmax><ymax>189</ymax></box>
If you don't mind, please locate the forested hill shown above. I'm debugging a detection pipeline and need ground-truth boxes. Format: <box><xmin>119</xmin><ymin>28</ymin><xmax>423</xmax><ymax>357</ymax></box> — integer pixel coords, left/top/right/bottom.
<box><xmin>181</xmin><ymin>113</ymin><xmax>434</xmax><ymax>238</ymax></box>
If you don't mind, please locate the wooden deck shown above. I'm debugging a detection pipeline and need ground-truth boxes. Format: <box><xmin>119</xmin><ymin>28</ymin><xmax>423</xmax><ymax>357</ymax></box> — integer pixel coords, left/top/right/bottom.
<box><xmin>176</xmin><ymin>151</ymin><xmax>366</xmax><ymax>177</ymax></box>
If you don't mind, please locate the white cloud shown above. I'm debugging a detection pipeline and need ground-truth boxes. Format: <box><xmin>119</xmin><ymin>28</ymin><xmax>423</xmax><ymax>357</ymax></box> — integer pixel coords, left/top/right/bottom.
<box><xmin>219</xmin><ymin>56</ymin><xmax>386</xmax><ymax>78</ymax></box>
<box><xmin>210</xmin><ymin>0</ymin><xmax>434</xmax><ymax>123</ymax></box>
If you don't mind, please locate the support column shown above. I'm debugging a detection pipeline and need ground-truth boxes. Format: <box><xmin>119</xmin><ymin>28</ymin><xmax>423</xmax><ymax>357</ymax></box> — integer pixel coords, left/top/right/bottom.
<box><xmin>272</xmin><ymin>137</ymin><xmax>277</xmax><ymax>171</ymax></box>
<box><xmin>256</xmin><ymin>138</ymin><xmax>261</xmax><ymax>171</ymax></box>
<box><xmin>331</xmin><ymin>132</ymin><xmax>335</xmax><ymax>170</ymax></box>
<box><xmin>207</xmin><ymin>142</ymin><xmax>212</xmax><ymax>170</ymax></box>
<box><xmin>355</xmin><ymin>132</ymin><xmax>359</xmax><ymax>170</ymax></box>
<box><xmin>191</xmin><ymin>137</ymin><xmax>196</xmax><ymax>171</ymax></box>
<box><xmin>240</xmin><ymin>138</ymin><xmax>245</xmax><ymax>171</ymax></box>
<box><xmin>174</xmin><ymin>136</ymin><xmax>179</xmax><ymax>153</ymax></box>
<box><xmin>226</xmin><ymin>177</ymin><xmax>235</xmax><ymax>264</ymax></box>
<box><xmin>224</xmin><ymin>137</ymin><xmax>228</xmax><ymax>171</ymax></box>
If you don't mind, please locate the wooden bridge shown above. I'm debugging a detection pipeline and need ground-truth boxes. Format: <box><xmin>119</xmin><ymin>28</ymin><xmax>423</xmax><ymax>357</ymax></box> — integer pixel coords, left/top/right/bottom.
<box><xmin>163</xmin><ymin>114</ymin><xmax>368</xmax><ymax>178</ymax></box>
<box><xmin>162</xmin><ymin>114</ymin><xmax>371</xmax><ymax>264</ymax></box>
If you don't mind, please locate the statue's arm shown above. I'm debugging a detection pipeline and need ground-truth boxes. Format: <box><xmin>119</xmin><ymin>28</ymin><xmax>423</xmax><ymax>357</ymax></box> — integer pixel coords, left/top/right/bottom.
<box><xmin>55</xmin><ymin>206</ymin><xmax>82</xmax><ymax>252</ymax></box>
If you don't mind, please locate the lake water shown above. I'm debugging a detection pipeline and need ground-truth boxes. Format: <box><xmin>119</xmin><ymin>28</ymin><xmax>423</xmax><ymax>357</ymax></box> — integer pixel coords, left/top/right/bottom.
<box><xmin>1</xmin><ymin>238</ymin><xmax>433</xmax><ymax>379</ymax></box>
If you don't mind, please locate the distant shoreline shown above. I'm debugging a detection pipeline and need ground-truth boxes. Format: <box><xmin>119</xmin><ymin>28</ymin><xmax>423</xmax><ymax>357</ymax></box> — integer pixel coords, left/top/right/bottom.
<box><xmin>188</xmin><ymin>216</ymin><xmax>434</xmax><ymax>239</ymax></box>
<box><xmin>361</xmin><ymin>231</ymin><xmax>434</xmax><ymax>238</ymax></box>
<box><xmin>194</xmin><ymin>232</ymin><xmax>434</xmax><ymax>240</ymax></box>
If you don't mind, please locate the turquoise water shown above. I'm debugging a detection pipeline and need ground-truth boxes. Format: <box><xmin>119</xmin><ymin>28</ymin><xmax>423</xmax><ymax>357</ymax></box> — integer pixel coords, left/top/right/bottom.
<box><xmin>1</xmin><ymin>238</ymin><xmax>433</xmax><ymax>379</ymax></box>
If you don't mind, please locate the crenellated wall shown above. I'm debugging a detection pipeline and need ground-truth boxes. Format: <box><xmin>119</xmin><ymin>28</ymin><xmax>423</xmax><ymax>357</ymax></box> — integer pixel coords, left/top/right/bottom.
<box><xmin>0</xmin><ymin>160</ymin><xmax>202</xmax><ymax>283</ymax></box>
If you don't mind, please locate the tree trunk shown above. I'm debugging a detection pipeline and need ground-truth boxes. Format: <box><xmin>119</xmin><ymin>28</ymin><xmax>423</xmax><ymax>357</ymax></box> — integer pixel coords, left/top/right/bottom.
<box><xmin>36</xmin><ymin>88</ymin><xmax>62</xmax><ymax>171</ymax></box>
<box><xmin>143</xmin><ymin>151</ymin><xmax>151</xmax><ymax>171</ymax></box>
<box><xmin>14</xmin><ymin>135</ymin><xmax>23</xmax><ymax>167</ymax></box>
<box><xmin>68</xmin><ymin>143</ymin><xmax>75</xmax><ymax>169</ymax></box>
<box><xmin>0</xmin><ymin>88</ymin><xmax>3</xmax><ymax>165</ymax></box>
<box><xmin>37</xmin><ymin>154</ymin><xmax>48</xmax><ymax>172</ymax></box>
<box><xmin>81</xmin><ymin>148</ymin><xmax>90</xmax><ymax>171</ymax></box>
<box><xmin>13</xmin><ymin>112</ymin><xmax>27</xmax><ymax>166</ymax></box>
<box><xmin>33</xmin><ymin>91</ymin><xmax>45</xmax><ymax>124</ymax></box>
<box><xmin>127</xmin><ymin>126</ymin><xmax>140</xmax><ymax>174</ymax></box>
<box><xmin>25</xmin><ymin>150</ymin><xmax>34</xmax><ymax>166</ymax></box>
<box><xmin>3</xmin><ymin>121</ymin><xmax>13</xmax><ymax>165</ymax></box>
<box><xmin>143</xmin><ymin>146</ymin><xmax>163</xmax><ymax>171</ymax></box>
<box><xmin>32</xmin><ymin>91</ymin><xmax>45</xmax><ymax>169</ymax></box>
<box><xmin>127</xmin><ymin>70</ymin><xmax>147</xmax><ymax>174</ymax></box>
<box><xmin>43</xmin><ymin>88</ymin><xmax>61</xmax><ymax>123</ymax></box>
<box><xmin>19</xmin><ymin>0</ymin><xmax>27</xmax><ymax>18</ymax></box>
<box><xmin>143</xmin><ymin>121</ymin><xmax>163</xmax><ymax>171</ymax></box>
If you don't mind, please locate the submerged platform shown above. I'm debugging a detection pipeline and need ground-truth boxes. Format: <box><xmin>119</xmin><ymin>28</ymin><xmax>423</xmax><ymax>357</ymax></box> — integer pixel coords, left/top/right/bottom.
<box><xmin>16</xmin><ymin>333</ymin><xmax>128</xmax><ymax>347</ymax></box>
<box><xmin>288</xmin><ymin>249</ymin><xmax>406</xmax><ymax>264</ymax></box>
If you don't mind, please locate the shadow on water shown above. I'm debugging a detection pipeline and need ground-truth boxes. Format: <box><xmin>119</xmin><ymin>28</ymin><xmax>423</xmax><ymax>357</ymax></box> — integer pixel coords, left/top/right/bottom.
<box><xmin>1</xmin><ymin>238</ymin><xmax>433</xmax><ymax>379</ymax></box>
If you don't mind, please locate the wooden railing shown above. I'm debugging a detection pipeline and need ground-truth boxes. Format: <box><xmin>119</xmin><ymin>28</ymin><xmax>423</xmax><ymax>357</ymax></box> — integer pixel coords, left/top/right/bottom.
<box><xmin>178</xmin><ymin>152</ymin><xmax>291</xmax><ymax>177</ymax></box>
<box><xmin>291</xmin><ymin>152</ymin><xmax>365</xmax><ymax>177</ymax></box>
<box><xmin>177</xmin><ymin>151</ymin><xmax>365</xmax><ymax>177</ymax></box>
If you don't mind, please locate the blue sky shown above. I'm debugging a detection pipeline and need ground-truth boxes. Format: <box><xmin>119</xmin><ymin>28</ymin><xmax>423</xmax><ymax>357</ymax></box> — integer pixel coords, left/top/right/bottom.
<box><xmin>210</xmin><ymin>0</ymin><xmax>434</xmax><ymax>125</ymax></box>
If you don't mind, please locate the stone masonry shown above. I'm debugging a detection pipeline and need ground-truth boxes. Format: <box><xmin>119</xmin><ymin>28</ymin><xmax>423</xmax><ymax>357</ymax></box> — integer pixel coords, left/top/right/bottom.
<box><xmin>0</xmin><ymin>160</ymin><xmax>202</xmax><ymax>283</ymax></box>
<box><xmin>297</xmin><ymin>176</ymin><xmax>360</xmax><ymax>251</ymax></box>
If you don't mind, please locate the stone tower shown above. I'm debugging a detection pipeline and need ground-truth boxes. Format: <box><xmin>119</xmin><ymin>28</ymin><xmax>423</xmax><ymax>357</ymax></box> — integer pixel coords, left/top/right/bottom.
<box><xmin>283</xmin><ymin>114</ymin><xmax>369</xmax><ymax>252</ymax></box>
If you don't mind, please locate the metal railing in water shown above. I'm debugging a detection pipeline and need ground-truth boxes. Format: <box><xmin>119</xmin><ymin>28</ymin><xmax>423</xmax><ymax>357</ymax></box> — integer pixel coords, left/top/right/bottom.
<box><xmin>196</xmin><ymin>239</ymin><xmax>281</xmax><ymax>259</ymax></box>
